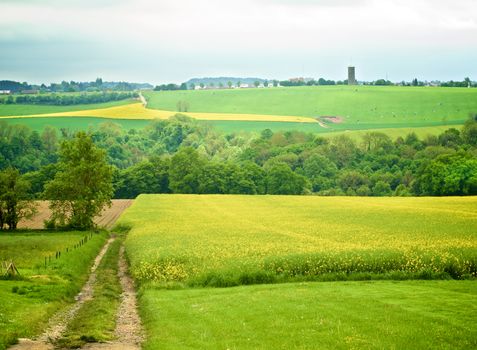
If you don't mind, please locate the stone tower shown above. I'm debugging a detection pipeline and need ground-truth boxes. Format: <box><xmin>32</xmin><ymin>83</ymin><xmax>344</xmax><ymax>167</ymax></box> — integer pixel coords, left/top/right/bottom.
<box><xmin>348</xmin><ymin>66</ymin><xmax>357</xmax><ymax>85</ymax></box>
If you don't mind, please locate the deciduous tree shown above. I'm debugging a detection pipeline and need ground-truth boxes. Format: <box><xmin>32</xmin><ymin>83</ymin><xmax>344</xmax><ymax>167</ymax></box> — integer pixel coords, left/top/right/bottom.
<box><xmin>44</xmin><ymin>132</ymin><xmax>113</xmax><ymax>229</ymax></box>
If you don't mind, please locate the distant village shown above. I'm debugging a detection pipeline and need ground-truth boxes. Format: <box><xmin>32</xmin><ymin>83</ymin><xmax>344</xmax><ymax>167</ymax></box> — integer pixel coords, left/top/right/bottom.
<box><xmin>0</xmin><ymin>68</ymin><xmax>475</xmax><ymax>96</ymax></box>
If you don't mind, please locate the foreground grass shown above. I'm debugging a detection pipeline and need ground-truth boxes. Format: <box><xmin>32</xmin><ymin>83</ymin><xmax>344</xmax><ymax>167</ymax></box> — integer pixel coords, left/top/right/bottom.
<box><xmin>144</xmin><ymin>86</ymin><xmax>476</xmax><ymax>128</ymax></box>
<box><xmin>0</xmin><ymin>231</ymin><xmax>107</xmax><ymax>350</ymax></box>
<box><xmin>140</xmin><ymin>280</ymin><xmax>477</xmax><ymax>350</ymax></box>
<box><xmin>57</xmin><ymin>238</ymin><xmax>122</xmax><ymax>348</ymax></box>
<box><xmin>119</xmin><ymin>195</ymin><xmax>477</xmax><ymax>287</ymax></box>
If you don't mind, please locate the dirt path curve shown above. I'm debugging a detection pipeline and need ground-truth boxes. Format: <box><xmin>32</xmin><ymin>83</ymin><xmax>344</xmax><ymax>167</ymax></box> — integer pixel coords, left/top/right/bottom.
<box><xmin>9</xmin><ymin>237</ymin><xmax>116</xmax><ymax>350</ymax></box>
<box><xmin>138</xmin><ymin>92</ymin><xmax>147</xmax><ymax>107</ymax></box>
<box><xmin>82</xmin><ymin>245</ymin><xmax>144</xmax><ymax>350</ymax></box>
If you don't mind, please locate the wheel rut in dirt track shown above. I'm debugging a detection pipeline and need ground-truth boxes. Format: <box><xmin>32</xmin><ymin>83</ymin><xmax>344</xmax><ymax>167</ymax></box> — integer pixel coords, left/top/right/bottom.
<box><xmin>9</xmin><ymin>236</ymin><xmax>144</xmax><ymax>350</ymax></box>
<box><xmin>82</xmin><ymin>245</ymin><xmax>144</xmax><ymax>350</ymax></box>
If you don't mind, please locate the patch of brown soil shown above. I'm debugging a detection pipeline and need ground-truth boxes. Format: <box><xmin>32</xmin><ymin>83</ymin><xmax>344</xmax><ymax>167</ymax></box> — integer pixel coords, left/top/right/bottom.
<box><xmin>18</xmin><ymin>200</ymin><xmax>133</xmax><ymax>230</ymax></box>
<box><xmin>321</xmin><ymin>116</ymin><xmax>344</xmax><ymax>124</ymax></box>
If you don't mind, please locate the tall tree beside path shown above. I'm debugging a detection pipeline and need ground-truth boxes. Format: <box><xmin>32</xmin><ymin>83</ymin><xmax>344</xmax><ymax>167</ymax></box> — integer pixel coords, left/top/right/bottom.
<box><xmin>44</xmin><ymin>132</ymin><xmax>113</xmax><ymax>229</ymax></box>
<box><xmin>0</xmin><ymin>168</ymin><xmax>37</xmax><ymax>230</ymax></box>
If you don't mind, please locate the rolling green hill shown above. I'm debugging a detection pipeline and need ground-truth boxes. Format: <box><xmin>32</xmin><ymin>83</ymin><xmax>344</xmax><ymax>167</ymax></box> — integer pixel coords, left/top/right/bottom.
<box><xmin>144</xmin><ymin>85</ymin><xmax>477</xmax><ymax>130</ymax></box>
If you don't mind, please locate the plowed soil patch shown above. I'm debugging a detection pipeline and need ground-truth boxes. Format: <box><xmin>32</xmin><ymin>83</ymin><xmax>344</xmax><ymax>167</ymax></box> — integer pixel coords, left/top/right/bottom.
<box><xmin>18</xmin><ymin>200</ymin><xmax>133</xmax><ymax>229</ymax></box>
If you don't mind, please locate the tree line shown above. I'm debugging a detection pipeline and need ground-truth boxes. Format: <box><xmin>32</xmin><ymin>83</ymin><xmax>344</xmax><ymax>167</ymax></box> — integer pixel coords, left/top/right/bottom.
<box><xmin>0</xmin><ymin>78</ymin><xmax>152</xmax><ymax>93</ymax></box>
<box><xmin>1</xmin><ymin>116</ymin><xmax>476</xmax><ymax>204</ymax></box>
<box><xmin>0</xmin><ymin>133</ymin><xmax>112</xmax><ymax>231</ymax></box>
<box><xmin>154</xmin><ymin>77</ymin><xmax>476</xmax><ymax>90</ymax></box>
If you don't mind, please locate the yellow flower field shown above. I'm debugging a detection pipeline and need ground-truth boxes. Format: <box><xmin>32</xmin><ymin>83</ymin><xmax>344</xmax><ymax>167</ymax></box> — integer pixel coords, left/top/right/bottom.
<box><xmin>118</xmin><ymin>195</ymin><xmax>477</xmax><ymax>286</ymax></box>
<box><xmin>0</xmin><ymin>102</ymin><xmax>317</xmax><ymax>123</ymax></box>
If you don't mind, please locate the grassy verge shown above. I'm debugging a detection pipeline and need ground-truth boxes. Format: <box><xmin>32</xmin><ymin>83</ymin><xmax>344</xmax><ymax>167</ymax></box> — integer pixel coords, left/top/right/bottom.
<box><xmin>0</xmin><ymin>231</ymin><xmax>107</xmax><ymax>350</ymax></box>
<box><xmin>56</xmin><ymin>238</ymin><xmax>122</xmax><ymax>348</ymax></box>
<box><xmin>139</xmin><ymin>280</ymin><xmax>477</xmax><ymax>350</ymax></box>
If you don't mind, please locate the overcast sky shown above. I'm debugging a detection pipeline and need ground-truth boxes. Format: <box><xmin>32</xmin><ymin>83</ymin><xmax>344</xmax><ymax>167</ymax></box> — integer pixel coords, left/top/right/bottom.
<box><xmin>1</xmin><ymin>0</ymin><xmax>476</xmax><ymax>84</ymax></box>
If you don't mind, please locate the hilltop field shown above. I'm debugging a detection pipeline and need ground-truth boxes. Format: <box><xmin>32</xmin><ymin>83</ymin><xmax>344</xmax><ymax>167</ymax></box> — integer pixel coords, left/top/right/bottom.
<box><xmin>1</xmin><ymin>86</ymin><xmax>475</xmax><ymax>135</ymax></box>
<box><xmin>116</xmin><ymin>194</ymin><xmax>477</xmax><ymax>349</ymax></box>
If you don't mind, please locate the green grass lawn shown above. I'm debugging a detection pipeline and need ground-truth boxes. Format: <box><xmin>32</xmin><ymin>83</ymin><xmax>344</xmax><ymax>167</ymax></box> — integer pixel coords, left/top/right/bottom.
<box><xmin>141</xmin><ymin>280</ymin><xmax>477</xmax><ymax>350</ymax></box>
<box><xmin>144</xmin><ymin>86</ymin><xmax>476</xmax><ymax>129</ymax></box>
<box><xmin>0</xmin><ymin>231</ymin><xmax>107</xmax><ymax>350</ymax></box>
<box><xmin>0</xmin><ymin>99</ymin><xmax>135</xmax><ymax>117</ymax></box>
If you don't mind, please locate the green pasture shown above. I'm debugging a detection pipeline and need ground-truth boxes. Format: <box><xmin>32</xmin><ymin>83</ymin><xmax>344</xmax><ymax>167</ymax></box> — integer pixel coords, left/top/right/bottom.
<box><xmin>0</xmin><ymin>116</ymin><xmax>462</xmax><ymax>143</ymax></box>
<box><xmin>0</xmin><ymin>231</ymin><xmax>107</xmax><ymax>350</ymax></box>
<box><xmin>0</xmin><ymin>99</ymin><xmax>135</xmax><ymax>117</ymax></box>
<box><xmin>144</xmin><ymin>86</ymin><xmax>476</xmax><ymax>128</ymax></box>
<box><xmin>141</xmin><ymin>280</ymin><xmax>477</xmax><ymax>350</ymax></box>
<box><xmin>0</xmin><ymin>117</ymin><xmax>151</xmax><ymax>132</ymax></box>
<box><xmin>205</xmin><ymin>119</ymin><xmax>462</xmax><ymax>136</ymax></box>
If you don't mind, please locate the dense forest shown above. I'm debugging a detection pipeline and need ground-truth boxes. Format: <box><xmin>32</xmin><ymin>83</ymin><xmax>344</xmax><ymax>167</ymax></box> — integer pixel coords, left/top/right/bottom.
<box><xmin>0</xmin><ymin>116</ymin><xmax>476</xmax><ymax>199</ymax></box>
<box><xmin>0</xmin><ymin>91</ymin><xmax>138</xmax><ymax>106</ymax></box>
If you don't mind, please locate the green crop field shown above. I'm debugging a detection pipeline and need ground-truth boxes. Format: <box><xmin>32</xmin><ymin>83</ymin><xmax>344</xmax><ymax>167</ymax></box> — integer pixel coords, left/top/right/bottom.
<box><xmin>116</xmin><ymin>194</ymin><xmax>477</xmax><ymax>349</ymax></box>
<box><xmin>144</xmin><ymin>86</ymin><xmax>477</xmax><ymax>129</ymax></box>
<box><xmin>0</xmin><ymin>231</ymin><xmax>107</xmax><ymax>350</ymax></box>
<box><xmin>0</xmin><ymin>99</ymin><xmax>134</xmax><ymax>117</ymax></box>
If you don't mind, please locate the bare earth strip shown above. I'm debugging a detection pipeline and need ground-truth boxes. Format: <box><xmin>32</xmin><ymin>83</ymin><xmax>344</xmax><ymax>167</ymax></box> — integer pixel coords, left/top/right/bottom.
<box><xmin>9</xmin><ymin>237</ymin><xmax>116</xmax><ymax>350</ymax></box>
<box><xmin>82</xmin><ymin>245</ymin><xmax>144</xmax><ymax>350</ymax></box>
<box><xmin>18</xmin><ymin>200</ymin><xmax>133</xmax><ymax>230</ymax></box>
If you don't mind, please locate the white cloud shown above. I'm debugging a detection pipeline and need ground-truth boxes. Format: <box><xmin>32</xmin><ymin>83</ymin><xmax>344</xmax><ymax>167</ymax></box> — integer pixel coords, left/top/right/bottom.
<box><xmin>0</xmin><ymin>0</ymin><xmax>476</xmax><ymax>82</ymax></box>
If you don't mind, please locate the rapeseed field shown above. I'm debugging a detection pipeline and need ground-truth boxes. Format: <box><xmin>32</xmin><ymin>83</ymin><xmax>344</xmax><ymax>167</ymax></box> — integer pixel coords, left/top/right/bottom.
<box><xmin>119</xmin><ymin>195</ymin><xmax>477</xmax><ymax>287</ymax></box>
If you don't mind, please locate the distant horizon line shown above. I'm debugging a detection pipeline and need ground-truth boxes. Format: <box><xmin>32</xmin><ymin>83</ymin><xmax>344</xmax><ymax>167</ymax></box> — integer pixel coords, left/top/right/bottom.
<box><xmin>1</xmin><ymin>75</ymin><xmax>475</xmax><ymax>87</ymax></box>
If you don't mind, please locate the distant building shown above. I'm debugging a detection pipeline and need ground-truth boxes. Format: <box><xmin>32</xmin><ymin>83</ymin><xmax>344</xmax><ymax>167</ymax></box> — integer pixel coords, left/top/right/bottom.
<box><xmin>348</xmin><ymin>66</ymin><xmax>357</xmax><ymax>85</ymax></box>
<box><xmin>289</xmin><ymin>77</ymin><xmax>305</xmax><ymax>83</ymax></box>
<box><xmin>0</xmin><ymin>90</ymin><xmax>11</xmax><ymax>95</ymax></box>
<box><xmin>21</xmin><ymin>89</ymin><xmax>39</xmax><ymax>94</ymax></box>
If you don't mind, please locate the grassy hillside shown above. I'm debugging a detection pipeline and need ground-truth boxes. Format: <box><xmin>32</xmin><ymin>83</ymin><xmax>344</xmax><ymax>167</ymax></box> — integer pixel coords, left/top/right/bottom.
<box><xmin>119</xmin><ymin>195</ymin><xmax>477</xmax><ymax>287</ymax></box>
<box><xmin>0</xmin><ymin>231</ymin><xmax>107</xmax><ymax>350</ymax></box>
<box><xmin>2</xmin><ymin>86</ymin><xmax>474</xmax><ymax>135</ymax></box>
<box><xmin>144</xmin><ymin>86</ymin><xmax>477</xmax><ymax>129</ymax></box>
<box><xmin>0</xmin><ymin>99</ymin><xmax>135</xmax><ymax>117</ymax></box>
<box><xmin>141</xmin><ymin>280</ymin><xmax>477</xmax><ymax>350</ymax></box>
